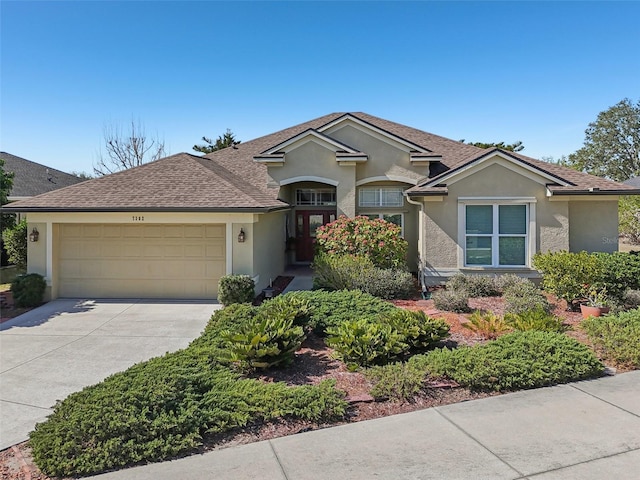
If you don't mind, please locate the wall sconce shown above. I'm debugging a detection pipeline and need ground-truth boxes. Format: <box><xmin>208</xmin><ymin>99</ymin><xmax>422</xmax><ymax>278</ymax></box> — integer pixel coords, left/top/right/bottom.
<box><xmin>29</xmin><ymin>228</ymin><xmax>40</xmax><ymax>242</ymax></box>
<box><xmin>237</xmin><ymin>228</ymin><xmax>246</xmax><ymax>243</ymax></box>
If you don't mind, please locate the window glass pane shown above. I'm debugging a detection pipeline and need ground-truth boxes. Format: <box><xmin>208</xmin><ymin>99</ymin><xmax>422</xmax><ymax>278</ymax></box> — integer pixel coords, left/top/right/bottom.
<box><xmin>383</xmin><ymin>214</ymin><xmax>402</xmax><ymax>228</ymax></box>
<box><xmin>499</xmin><ymin>205</ymin><xmax>526</xmax><ymax>234</ymax></box>
<box><xmin>309</xmin><ymin>215</ymin><xmax>324</xmax><ymax>238</ymax></box>
<box><xmin>466</xmin><ymin>205</ymin><xmax>493</xmax><ymax>234</ymax></box>
<box><xmin>499</xmin><ymin>237</ymin><xmax>526</xmax><ymax>265</ymax></box>
<box><xmin>359</xmin><ymin>188</ymin><xmax>380</xmax><ymax>207</ymax></box>
<box><xmin>381</xmin><ymin>188</ymin><xmax>403</xmax><ymax>207</ymax></box>
<box><xmin>466</xmin><ymin>236</ymin><xmax>492</xmax><ymax>265</ymax></box>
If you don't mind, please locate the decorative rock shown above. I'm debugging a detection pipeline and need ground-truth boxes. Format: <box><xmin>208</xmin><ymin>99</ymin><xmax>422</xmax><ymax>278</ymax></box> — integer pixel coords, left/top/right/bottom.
<box><xmin>604</xmin><ymin>366</ymin><xmax>617</xmax><ymax>376</ymax></box>
<box><xmin>346</xmin><ymin>394</ymin><xmax>375</xmax><ymax>404</ymax></box>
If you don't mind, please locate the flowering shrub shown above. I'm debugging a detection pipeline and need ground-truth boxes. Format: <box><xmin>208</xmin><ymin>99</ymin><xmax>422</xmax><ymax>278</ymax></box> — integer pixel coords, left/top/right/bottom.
<box><xmin>315</xmin><ymin>215</ymin><xmax>408</xmax><ymax>269</ymax></box>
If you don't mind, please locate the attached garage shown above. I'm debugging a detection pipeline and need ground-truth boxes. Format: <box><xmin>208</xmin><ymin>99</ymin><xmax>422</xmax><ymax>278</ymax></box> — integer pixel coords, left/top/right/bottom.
<box><xmin>56</xmin><ymin>223</ymin><xmax>226</xmax><ymax>299</ymax></box>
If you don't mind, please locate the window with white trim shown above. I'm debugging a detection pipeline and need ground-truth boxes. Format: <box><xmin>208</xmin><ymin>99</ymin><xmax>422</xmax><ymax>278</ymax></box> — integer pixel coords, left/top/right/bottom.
<box><xmin>364</xmin><ymin>213</ymin><xmax>404</xmax><ymax>236</ymax></box>
<box><xmin>296</xmin><ymin>189</ymin><xmax>336</xmax><ymax>206</ymax></box>
<box><xmin>464</xmin><ymin>204</ymin><xmax>528</xmax><ymax>267</ymax></box>
<box><xmin>359</xmin><ymin>187</ymin><xmax>404</xmax><ymax>207</ymax></box>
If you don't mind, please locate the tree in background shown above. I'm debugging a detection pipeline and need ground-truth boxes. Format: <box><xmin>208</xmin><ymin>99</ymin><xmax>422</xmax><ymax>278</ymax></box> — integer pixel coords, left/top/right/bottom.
<box><xmin>565</xmin><ymin>98</ymin><xmax>640</xmax><ymax>182</ymax></box>
<box><xmin>193</xmin><ymin>129</ymin><xmax>240</xmax><ymax>154</ymax></box>
<box><xmin>93</xmin><ymin>120</ymin><xmax>166</xmax><ymax>176</ymax></box>
<box><xmin>2</xmin><ymin>219</ymin><xmax>27</xmax><ymax>269</ymax></box>
<box><xmin>70</xmin><ymin>171</ymin><xmax>94</xmax><ymax>180</ymax></box>
<box><xmin>0</xmin><ymin>158</ymin><xmax>16</xmax><ymax>231</ymax></box>
<box><xmin>460</xmin><ymin>140</ymin><xmax>524</xmax><ymax>152</ymax></box>
<box><xmin>620</xmin><ymin>195</ymin><xmax>640</xmax><ymax>244</ymax></box>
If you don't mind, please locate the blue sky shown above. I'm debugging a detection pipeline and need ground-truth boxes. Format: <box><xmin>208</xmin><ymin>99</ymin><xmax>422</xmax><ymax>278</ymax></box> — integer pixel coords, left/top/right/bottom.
<box><xmin>1</xmin><ymin>1</ymin><xmax>639</xmax><ymax>175</ymax></box>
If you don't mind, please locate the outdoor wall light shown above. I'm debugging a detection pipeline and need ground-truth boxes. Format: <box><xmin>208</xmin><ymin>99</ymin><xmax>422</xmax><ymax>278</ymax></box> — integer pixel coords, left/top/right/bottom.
<box><xmin>29</xmin><ymin>228</ymin><xmax>40</xmax><ymax>242</ymax></box>
<box><xmin>238</xmin><ymin>228</ymin><xmax>246</xmax><ymax>243</ymax></box>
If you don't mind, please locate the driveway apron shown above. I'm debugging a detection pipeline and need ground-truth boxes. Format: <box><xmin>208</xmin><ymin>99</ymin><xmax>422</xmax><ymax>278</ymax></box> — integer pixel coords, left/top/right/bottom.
<box><xmin>0</xmin><ymin>298</ymin><xmax>219</xmax><ymax>450</ymax></box>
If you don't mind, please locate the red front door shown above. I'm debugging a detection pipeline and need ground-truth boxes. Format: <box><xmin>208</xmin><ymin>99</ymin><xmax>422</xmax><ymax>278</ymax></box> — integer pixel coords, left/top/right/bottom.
<box><xmin>295</xmin><ymin>210</ymin><xmax>336</xmax><ymax>262</ymax></box>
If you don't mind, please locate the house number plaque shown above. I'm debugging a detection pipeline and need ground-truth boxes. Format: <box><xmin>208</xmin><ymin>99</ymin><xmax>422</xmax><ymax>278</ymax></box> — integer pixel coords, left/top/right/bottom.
<box><xmin>132</xmin><ymin>216</ymin><xmax>145</xmax><ymax>221</ymax></box>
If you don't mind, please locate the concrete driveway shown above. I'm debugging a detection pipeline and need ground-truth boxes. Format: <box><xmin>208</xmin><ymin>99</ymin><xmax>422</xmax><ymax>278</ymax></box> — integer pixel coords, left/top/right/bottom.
<box><xmin>0</xmin><ymin>298</ymin><xmax>220</xmax><ymax>450</ymax></box>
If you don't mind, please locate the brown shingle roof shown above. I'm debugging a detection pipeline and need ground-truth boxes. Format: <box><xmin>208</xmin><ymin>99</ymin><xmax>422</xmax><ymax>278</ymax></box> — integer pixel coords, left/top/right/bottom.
<box><xmin>4</xmin><ymin>153</ymin><xmax>289</xmax><ymax>212</ymax></box>
<box><xmin>5</xmin><ymin>113</ymin><xmax>638</xmax><ymax>212</ymax></box>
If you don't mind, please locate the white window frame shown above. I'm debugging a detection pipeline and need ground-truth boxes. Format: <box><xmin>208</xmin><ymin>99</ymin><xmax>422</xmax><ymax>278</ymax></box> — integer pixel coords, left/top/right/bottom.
<box><xmin>363</xmin><ymin>212</ymin><xmax>404</xmax><ymax>237</ymax></box>
<box><xmin>358</xmin><ymin>186</ymin><xmax>404</xmax><ymax>207</ymax></box>
<box><xmin>295</xmin><ymin>188</ymin><xmax>336</xmax><ymax>206</ymax></box>
<box><xmin>457</xmin><ymin>198</ymin><xmax>536</xmax><ymax>268</ymax></box>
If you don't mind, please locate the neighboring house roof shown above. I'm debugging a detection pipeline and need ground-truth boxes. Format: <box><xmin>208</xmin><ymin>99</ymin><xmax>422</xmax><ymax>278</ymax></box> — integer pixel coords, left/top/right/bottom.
<box><xmin>4</xmin><ymin>113</ymin><xmax>639</xmax><ymax>212</ymax></box>
<box><xmin>1</xmin><ymin>152</ymin><xmax>84</xmax><ymax>199</ymax></box>
<box><xmin>624</xmin><ymin>177</ymin><xmax>640</xmax><ymax>188</ymax></box>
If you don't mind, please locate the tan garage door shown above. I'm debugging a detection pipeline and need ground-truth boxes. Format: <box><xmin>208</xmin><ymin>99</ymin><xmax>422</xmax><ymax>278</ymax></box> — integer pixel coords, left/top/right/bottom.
<box><xmin>58</xmin><ymin>224</ymin><xmax>226</xmax><ymax>299</ymax></box>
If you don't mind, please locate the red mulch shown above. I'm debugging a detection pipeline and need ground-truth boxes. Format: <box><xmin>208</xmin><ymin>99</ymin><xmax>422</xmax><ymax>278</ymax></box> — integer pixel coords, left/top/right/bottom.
<box><xmin>0</xmin><ymin>288</ymin><xmax>610</xmax><ymax>479</ymax></box>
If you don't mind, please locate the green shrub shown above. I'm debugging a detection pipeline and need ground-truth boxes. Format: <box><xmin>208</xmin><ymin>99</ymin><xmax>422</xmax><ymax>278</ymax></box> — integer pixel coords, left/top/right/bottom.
<box><xmin>533</xmin><ymin>251</ymin><xmax>603</xmax><ymax>309</ymax></box>
<box><xmin>312</xmin><ymin>253</ymin><xmax>415</xmax><ymax>299</ymax></box>
<box><xmin>504</xmin><ymin>308</ymin><xmax>567</xmax><ymax>333</ymax></box>
<box><xmin>432</xmin><ymin>289</ymin><xmax>471</xmax><ymax>313</ymax></box>
<box><xmin>623</xmin><ymin>289</ymin><xmax>640</xmax><ymax>309</ymax></box>
<box><xmin>217</xmin><ymin>274</ymin><xmax>255</xmax><ymax>305</ymax></box>
<box><xmin>222</xmin><ymin>312</ymin><xmax>306</xmax><ymax>370</ymax></box>
<box><xmin>582</xmin><ymin>308</ymin><xmax>640</xmax><ymax>368</ymax></box>
<box><xmin>280</xmin><ymin>290</ymin><xmax>396</xmax><ymax>334</ymax></box>
<box><xmin>2</xmin><ymin>219</ymin><xmax>27</xmax><ymax>269</ymax></box>
<box><xmin>379</xmin><ymin>310</ymin><xmax>450</xmax><ymax>352</ymax></box>
<box><xmin>423</xmin><ymin>331</ymin><xmax>603</xmax><ymax>391</ymax></box>
<box><xmin>365</xmin><ymin>362</ymin><xmax>426</xmax><ymax>401</ymax></box>
<box><xmin>494</xmin><ymin>273</ymin><xmax>528</xmax><ymax>294</ymax></box>
<box><xmin>11</xmin><ymin>273</ymin><xmax>46</xmax><ymax>307</ymax></box>
<box><xmin>30</xmin><ymin>323</ymin><xmax>346</xmax><ymax>477</ymax></box>
<box><xmin>447</xmin><ymin>273</ymin><xmax>500</xmax><ymax>297</ymax></box>
<box><xmin>363</xmin><ymin>267</ymin><xmax>416</xmax><ymax>300</ymax></box>
<box><xmin>315</xmin><ymin>215</ymin><xmax>408</xmax><ymax>269</ymax></box>
<box><xmin>503</xmin><ymin>280</ymin><xmax>551</xmax><ymax>316</ymax></box>
<box><xmin>326</xmin><ymin>319</ymin><xmax>406</xmax><ymax>370</ymax></box>
<box><xmin>593</xmin><ymin>252</ymin><xmax>640</xmax><ymax>299</ymax></box>
<box><xmin>462</xmin><ymin>311</ymin><xmax>511</xmax><ymax>339</ymax></box>
<box><xmin>533</xmin><ymin>251</ymin><xmax>640</xmax><ymax>308</ymax></box>
<box><xmin>259</xmin><ymin>294</ymin><xmax>311</xmax><ymax>327</ymax></box>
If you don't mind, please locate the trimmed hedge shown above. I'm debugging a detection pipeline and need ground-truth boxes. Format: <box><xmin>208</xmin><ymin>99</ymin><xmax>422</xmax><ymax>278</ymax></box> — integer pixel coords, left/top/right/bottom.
<box><xmin>217</xmin><ymin>274</ymin><xmax>255</xmax><ymax>305</ymax></box>
<box><xmin>420</xmin><ymin>331</ymin><xmax>603</xmax><ymax>391</ymax></box>
<box><xmin>312</xmin><ymin>253</ymin><xmax>415</xmax><ymax>300</ymax></box>
<box><xmin>11</xmin><ymin>273</ymin><xmax>46</xmax><ymax>307</ymax></box>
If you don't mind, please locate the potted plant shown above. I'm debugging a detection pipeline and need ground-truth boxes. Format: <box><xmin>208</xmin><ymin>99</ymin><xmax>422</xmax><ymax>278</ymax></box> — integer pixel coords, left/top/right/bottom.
<box><xmin>580</xmin><ymin>286</ymin><xmax>610</xmax><ymax>319</ymax></box>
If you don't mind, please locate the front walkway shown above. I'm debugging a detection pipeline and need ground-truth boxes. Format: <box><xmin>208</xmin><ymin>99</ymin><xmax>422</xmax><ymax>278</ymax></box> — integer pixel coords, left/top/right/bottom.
<box><xmin>90</xmin><ymin>371</ymin><xmax>640</xmax><ymax>479</ymax></box>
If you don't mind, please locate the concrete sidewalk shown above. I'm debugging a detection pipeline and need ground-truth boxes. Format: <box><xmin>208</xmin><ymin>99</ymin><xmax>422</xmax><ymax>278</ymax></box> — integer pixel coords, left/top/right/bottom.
<box><xmin>92</xmin><ymin>371</ymin><xmax>640</xmax><ymax>479</ymax></box>
<box><xmin>0</xmin><ymin>298</ymin><xmax>219</xmax><ymax>450</ymax></box>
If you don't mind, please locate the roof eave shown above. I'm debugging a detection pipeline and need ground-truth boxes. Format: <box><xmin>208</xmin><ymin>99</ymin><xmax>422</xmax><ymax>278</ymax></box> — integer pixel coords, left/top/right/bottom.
<box><xmin>0</xmin><ymin>205</ymin><xmax>292</xmax><ymax>214</ymax></box>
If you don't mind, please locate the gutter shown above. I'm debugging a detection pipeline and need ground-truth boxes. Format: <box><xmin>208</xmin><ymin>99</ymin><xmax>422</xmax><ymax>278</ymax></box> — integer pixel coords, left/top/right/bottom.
<box><xmin>0</xmin><ymin>205</ymin><xmax>293</xmax><ymax>214</ymax></box>
<box><xmin>548</xmin><ymin>189</ymin><xmax>640</xmax><ymax>196</ymax></box>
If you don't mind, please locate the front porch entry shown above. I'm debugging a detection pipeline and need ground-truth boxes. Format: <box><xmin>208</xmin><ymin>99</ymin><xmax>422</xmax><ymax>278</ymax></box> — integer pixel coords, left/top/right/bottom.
<box><xmin>295</xmin><ymin>210</ymin><xmax>336</xmax><ymax>262</ymax></box>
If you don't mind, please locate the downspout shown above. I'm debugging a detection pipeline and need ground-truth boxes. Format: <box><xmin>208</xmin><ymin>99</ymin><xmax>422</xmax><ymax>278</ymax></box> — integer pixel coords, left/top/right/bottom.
<box><xmin>405</xmin><ymin>194</ymin><xmax>425</xmax><ymax>268</ymax></box>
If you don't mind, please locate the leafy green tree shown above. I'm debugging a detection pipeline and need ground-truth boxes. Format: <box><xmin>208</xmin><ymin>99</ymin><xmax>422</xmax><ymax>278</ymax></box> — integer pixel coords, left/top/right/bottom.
<box><xmin>566</xmin><ymin>98</ymin><xmax>640</xmax><ymax>182</ymax></box>
<box><xmin>2</xmin><ymin>219</ymin><xmax>27</xmax><ymax>269</ymax></box>
<box><xmin>70</xmin><ymin>171</ymin><xmax>94</xmax><ymax>180</ymax></box>
<box><xmin>1</xmin><ymin>157</ymin><xmax>16</xmax><ymax>231</ymax></box>
<box><xmin>620</xmin><ymin>195</ymin><xmax>640</xmax><ymax>244</ymax></box>
<box><xmin>193</xmin><ymin>129</ymin><xmax>240</xmax><ymax>154</ymax></box>
<box><xmin>460</xmin><ymin>140</ymin><xmax>524</xmax><ymax>152</ymax></box>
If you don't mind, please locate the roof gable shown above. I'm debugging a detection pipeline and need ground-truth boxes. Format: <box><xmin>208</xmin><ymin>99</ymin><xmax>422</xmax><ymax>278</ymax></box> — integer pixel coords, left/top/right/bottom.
<box><xmin>422</xmin><ymin>149</ymin><xmax>572</xmax><ymax>188</ymax></box>
<box><xmin>318</xmin><ymin>113</ymin><xmax>438</xmax><ymax>156</ymax></box>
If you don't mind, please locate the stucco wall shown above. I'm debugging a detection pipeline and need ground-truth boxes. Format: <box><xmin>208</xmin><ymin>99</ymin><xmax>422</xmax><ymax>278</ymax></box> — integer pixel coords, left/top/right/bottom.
<box><xmin>569</xmin><ymin>200</ymin><xmax>619</xmax><ymax>253</ymax></box>
<box><xmin>422</xmin><ymin>160</ymin><xmax>571</xmax><ymax>271</ymax></box>
<box><xmin>328</xmin><ymin>124</ymin><xmax>430</xmax><ymax>183</ymax></box>
<box><xmin>252</xmin><ymin>211</ymin><xmax>287</xmax><ymax>291</ymax></box>
<box><xmin>26</xmin><ymin>222</ymin><xmax>47</xmax><ymax>278</ymax></box>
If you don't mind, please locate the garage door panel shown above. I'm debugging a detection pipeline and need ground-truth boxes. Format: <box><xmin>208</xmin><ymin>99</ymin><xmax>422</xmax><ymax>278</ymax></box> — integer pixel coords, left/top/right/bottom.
<box><xmin>58</xmin><ymin>224</ymin><xmax>226</xmax><ymax>299</ymax></box>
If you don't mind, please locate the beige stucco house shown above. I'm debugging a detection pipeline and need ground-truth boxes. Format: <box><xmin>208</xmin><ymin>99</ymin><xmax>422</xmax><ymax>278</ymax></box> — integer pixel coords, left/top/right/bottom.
<box><xmin>4</xmin><ymin>113</ymin><xmax>639</xmax><ymax>300</ymax></box>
